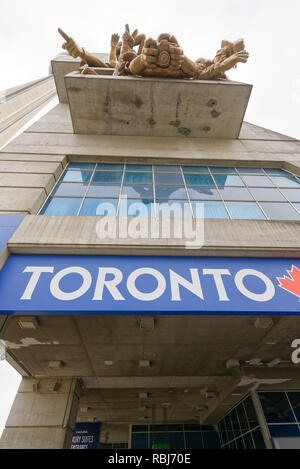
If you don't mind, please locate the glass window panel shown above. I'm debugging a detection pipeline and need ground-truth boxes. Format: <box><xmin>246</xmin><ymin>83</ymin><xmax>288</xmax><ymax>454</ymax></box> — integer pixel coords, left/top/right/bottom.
<box><xmin>156</xmin><ymin>200</ymin><xmax>192</xmax><ymax>218</ymax></box>
<box><xmin>226</xmin><ymin>202</ymin><xmax>266</xmax><ymax>220</ymax></box>
<box><xmin>243</xmin><ymin>397</ymin><xmax>259</xmax><ymax>429</ymax></box>
<box><xmin>236</xmin><ymin>167</ymin><xmax>264</xmax><ymax>174</ymax></box>
<box><xmin>154</xmin><ymin>165</ymin><xmax>180</xmax><ymax>173</ymax></box>
<box><xmin>236</xmin><ymin>437</ymin><xmax>245</xmax><ymax>449</ymax></box>
<box><xmin>294</xmin><ymin>203</ymin><xmax>300</xmax><ymax>214</ymax></box>
<box><xmin>80</xmin><ymin>198</ymin><xmax>118</xmax><ymax>216</ymax></box>
<box><xmin>52</xmin><ymin>182</ymin><xmax>88</xmax><ymax>197</ymax></box>
<box><xmin>184</xmin><ymin>174</ymin><xmax>214</xmax><ymax>186</ymax></box>
<box><xmin>67</xmin><ymin>162</ymin><xmax>96</xmax><ymax>170</ymax></box>
<box><xmin>242</xmin><ymin>175</ymin><xmax>275</xmax><ymax>187</ymax></box>
<box><xmin>150</xmin><ymin>424</ymin><xmax>168</xmax><ymax>432</ymax></box>
<box><xmin>150</xmin><ymin>433</ymin><xmax>169</xmax><ymax>448</ymax></box>
<box><xmin>184</xmin><ymin>424</ymin><xmax>201</xmax><ymax>431</ymax></box>
<box><xmin>258</xmin><ymin>392</ymin><xmax>295</xmax><ymax>423</ymax></box>
<box><xmin>191</xmin><ymin>201</ymin><xmax>229</xmax><ymax>219</ymax></box>
<box><xmin>155</xmin><ymin>173</ymin><xmax>183</xmax><ymax>185</ymax></box>
<box><xmin>61</xmin><ymin>170</ymin><xmax>92</xmax><ymax>183</ymax></box>
<box><xmin>231</xmin><ymin>408</ymin><xmax>242</xmax><ymax>438</ymax></box>
<box><xmin>96</xmin><ymin>163</ymin><xmax>124</xmax><ymax>171</ymax></box>
<box><xmin>280</xmin><ymin>189</ymin><xmax>300</xmax><ymax>202</ymax></box>
<box><xmin>119</xmin><ymin>199</ymin><xmax>155</xmax><ymax>217</ymax></box>
<box><xmin>131</xmin><ymin>433</ymin><xmax>148</xmax><ymax>449</ymax></box>
<box><xmin>271</xmin><ymin>176</ymin><xmax>300</xmax><ymax>188</ymax></box>
<box><xmin>132</xmin><ymin>425</ymin><xmax>148</xmax><ymax>432</ymax></box>
<box><xmin>252</xmin><ymin>429</ymin><xmax>266</xmax><ymax>449</ymax></box>
<box><xmin>237</xmin><ymin>402</ymin><xmax>250</xmax><ymax>433</ymax></box>
<box><xmin>188</xmin><ymin>187</ymin><xmax>220</xmax><ymax>200</ymax></box>
<box><xmin>156</xmin><ymin>186</ymin><xmax>187</xmax><ymax>200</ymax></box>
<box><xmin>249</xmin><ymin>188</ymin><xmax>287</xmax><ymax>202</ymax></box>
<box><xmin>260</xmin><ymin>202</ymin><xmax>300</xmax><ymax>220</ymax></box>
<box><xmin>264</xmin><ymin>168</ymin><xmax>289</xmax><ymax>176</ymax></box>
<box><xmin>182</xmin><ymin>166</ymin><xmax>209</xmax><ymax>174</ymax></box>
<box><xmin>269</xmin><ymin>425</ymin><xmax>300</xmax><ymax>438</ymax></box>
<box><xmin>185</xmin><ymin>432</ymin><xmax>203</xmax><ymax>449</ymax></box>
<box><xmin>287</xmin><ymin>392</ymin><xmax>300</xmax><ymax>421</ymax></box>
<box><xmin>224</xmin><ymin>415</ymin><xmax>233</xmax><ymax>441</ymax></box>
<box><xmin>40</xmin><ymin>197</ymin><xmax>81</xmax><ymax>215</ymax></box>
<box><xmin>122</xmin><ymin>184</ymin><xmax>153</xmax><ymax>198</ymax></box>
<box><xmin>126</xmin><ymin>164</ymin><xmax>152</xmax><ymax>172</ymax></box>
<box><xmin>124</xmin><ymin>172</ymin><xmax>153</xmax><ymax>184</ymax></box>
<box><xmin>166</xmin><ymin>424</ymin><xmax>184</xmax><ymax>432</ymax></box>
<box><xmin>218</xmin><ymin>187</ymin><xmax>254</xmax><ymax>201</ymax></box>
<box><xmin>87</xmin><ymin>183</ymin><xmax>120</xmax><ymax>198</ymax></box>
<box><xmin>168</xmin><ymin>432</ymin><xmax>185</xmax><ymax>449</ymax></box>
<box><xmin>202</xmin><ymin>431</ymin><xmax>220</xmax><ymax>449</ymax></box>
<box><xmin>214</xmin><ymin>175</ymin><xmax>244</xmax><ymax>187</ymax></box>
<box><xmin>210</xmin><ymin>167</ymin><xmax>237</xmax><ymax>174</ymax></box>
<box><xmin>244</xmin><ymin>434</ymin><xmax>255</xmax><ymax>449</ymax></box>
<box><xmin>93</xmin><ymin>171</ymin><xmax>123</xmax><ymax>183</ymax></box>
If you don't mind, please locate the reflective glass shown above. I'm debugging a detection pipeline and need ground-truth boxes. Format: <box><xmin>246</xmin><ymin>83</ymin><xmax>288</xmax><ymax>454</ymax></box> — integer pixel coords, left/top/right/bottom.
<box><xmin>236</xmin><ymin>167</ymin><xmax>264</xmax><ymax>174</ymax></box>
<box><xmin>80</xmin><ymin>198</ymin><xmax>118</xmax><ymax>216</ymax></box>
<box><xmin>96</xmin><ymin>163</ymin><xmax>124</xmax><ymax>171</ymax></box>
<box><xmin>126</xmin><ymin>164</ymin><xmax>152</xmax><ymax>172</ymax></box>
<box><xmin>87</xmin><ymin>183</ymin><xmax>120</xmax><ymax>198</ymax></box>
<box><xmin>188</xmin><ymin>187</ymin><xmax>220</xmax><ymax>200</ymax></box>
<box><xmin>182</xmin><ymin>166</ymin><xmax>208</xmax><ymax>173</ymax></box>
<box><xmin>264</xmin><ymin>168</ymin><xmax>290</xmax><ymax>176</ymax></box>
<box><xmin>191</xmin><ymin>201</ymin><xmax>228</xmax><ymax>219</ymax></box>
<box><xmin>268</xmin><ymin>425</ymin><xmax>300</xmax><ymax>438</ymax></box>
<box><xmin>214</xmin><ymin>175</ymin><xmax>244</xmax><ymax>187</ymax></box>
<box><xmin>258</xmin><ymin>392</ymin><xmax>295</xmax><ymax>423</ymax></box>
<box><xmin>260</xmin><ymin>202</ymin><xmax>300</xmax><ymax>220</ymax></box>
<box><xmin>243</xmin><ymin>396</ymin><xmax>259</xmax><ymax>429</ymax></box>
<box><xmin>154</xmin><ymin>165</ymin><xmax>180</xmax><ymax>173</ymax></box>
<box><xmin>202</xmin><ymin>431</ymin><xmax>220</xmax><ymax>449</ymax></box>
<box><xmin>41</xmin><ymin>197</ymin><xmax>81</xmax><ymax>215</ymax></box>
<box><xmin>252</xmin><ymin>430</ymin><xmax>266</xmax><ymax>449</ymax></box>
<box><xmin>237</xmin><ymin>402</ymin><xmax>249</xmax><ymax>433</ymax></box>
<box><xmin>210</xmin><ymin>167</ymin><xmax>237</xmax><ymax>174</ymax></box>
<box><xmin>119</xmin><ymin>199</ymin><xmax>155</xmax><ymax>217</ymax></box>
<box><xmin>280</xmin><ymin>189</ymin><xmax>300</xmax><ymax>202</ymax></box>
<box><xmin>242</xmin><ymin>175</ymin><xmax>275</xmax><ymax>187</ymax></box>
<box><xmin>122</xmin><ymin>184</ymin><xmax>153</xmax><ymax>198</ymax></box>
<box><xmin>93</xmin><ymin>171</ymin><xmax>123</xmax><ymax>183</ymax></box>
<box><xmin>231</xmin><ymin>409</ymin><xmax>241</xmax><ymax>439</ymax></box>
<box><xmin>184</xmin><ymin>174</ymin><xmax>214</xmax><ymax>185</ymax></box>
<box><xmin>61</xmin><ymin>170</ymin><xmax>92</xmax><ymax>183</ymax></box>
<box><xmin>218</xmin><ymin>187</ymin><xmax>253</xmax><ymax>201</ymax></box>
<box><xmin>287</xmin><ymin>392</ymin><xmax>300</xmax><ymax>421</ymax></box>
<box><xmin>124</xmin><ymin>172</ymin><xmax>153</xmax><ymax>184</ymax></box>
<box><xmin>271</xmin><ymin>176</ymin><xmax>300</xmax><ymax>188</ymax></box>
<box><xmin>156</xmin><ymin>185</ymin><xmax>187</xmax><ymax>200</ymax></box>
<box><xmin>294</xmin><ymin>203</ymin><xmax>300</xmax><ymax>213</ymax></box>
<box><xmin>52</xmin><ymin>182</ymin><xmax>88</xmax><ymax>197</ymax></box>
<box><xmin>155</xmin><ymin>173</ymin><xmax>183</xmax><ymax>185</ymax></box>
<box><xmin>226</xmin><ymin>202</ymin><xmax>266</xmax><ymax>219</ymax></box>
<box><xmin>156</xmin><ymin>200</ymin><xmax>192</xmax><ymax>218</ymax></box>
<box><xmin>249</xmin><ymin>188</ymin><xmax>286</xmax><ymax>202</ymax></box>
<box><xmin>68</xmin><ymin>162</ymin><xmax>95</xmax><ymax>170</ymax></box>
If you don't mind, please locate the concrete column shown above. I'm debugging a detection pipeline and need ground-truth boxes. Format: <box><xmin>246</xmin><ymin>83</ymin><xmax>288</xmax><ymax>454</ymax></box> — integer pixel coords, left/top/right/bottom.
<box><xmin>0</xmin><ymin>377</ymin><xmax>81</xmax><ymax>449</ymax></box>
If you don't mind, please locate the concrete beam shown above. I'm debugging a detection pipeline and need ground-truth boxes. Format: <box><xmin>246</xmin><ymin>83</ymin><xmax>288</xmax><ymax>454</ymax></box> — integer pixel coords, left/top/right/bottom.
<box><xmin>0</xmin><ymin>377</ymin><xmax>81</xmax><ymax>449</ymax></box>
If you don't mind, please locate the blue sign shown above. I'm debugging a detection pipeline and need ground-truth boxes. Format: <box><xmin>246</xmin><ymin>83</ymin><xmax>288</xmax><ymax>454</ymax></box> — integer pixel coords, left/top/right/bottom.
<box><xmin>0</xmin><ymin>254</ymin><xmax>299</xmax><ymax>315</ymax></box>
<box><xmin>71</xmin><ymin>422</ymin><xmax>101</xmax><ymax>449</ymax></box>
<box><xmin>0</xmin><ymin>215</ymin><xmax>24</xmax><ymax>252</ymax></box>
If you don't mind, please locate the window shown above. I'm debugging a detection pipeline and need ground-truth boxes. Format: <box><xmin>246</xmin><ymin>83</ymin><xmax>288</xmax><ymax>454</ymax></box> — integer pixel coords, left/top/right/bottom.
<box><xmin>40</xmin><ymin>163</ymin><xmax>300</xmax><ymax>221</ymax></box>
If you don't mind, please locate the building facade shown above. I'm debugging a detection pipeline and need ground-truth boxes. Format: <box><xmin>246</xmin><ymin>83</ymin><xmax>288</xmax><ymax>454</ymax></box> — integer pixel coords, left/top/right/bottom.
<box><xmin>0</xmin><ymin>52</ymin><xmax>300</xmax><ymax>449</ymax></box>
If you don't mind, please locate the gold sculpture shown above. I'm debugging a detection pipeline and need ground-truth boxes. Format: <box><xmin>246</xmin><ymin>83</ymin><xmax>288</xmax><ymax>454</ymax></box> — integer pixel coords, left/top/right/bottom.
<box><xmin>58</xmin><ymin>25</ymin><xmax>249</xmax><ymax>80</ymax></box>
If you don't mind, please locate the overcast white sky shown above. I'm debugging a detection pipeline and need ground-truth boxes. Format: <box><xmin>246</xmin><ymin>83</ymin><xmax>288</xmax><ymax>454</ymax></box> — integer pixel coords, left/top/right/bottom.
<box><xmin>0</xmin><ymin>0</ymin><xmax>300</xmax><ymax>437</ymax></box>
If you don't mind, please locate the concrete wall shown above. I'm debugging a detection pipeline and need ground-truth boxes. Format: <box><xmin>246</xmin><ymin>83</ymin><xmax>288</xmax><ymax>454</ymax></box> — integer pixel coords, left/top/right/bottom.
<box><xmin>0</xmin><ymin>103</ymin><xmax>299</xmax><ymax>257</ymax></box>
<box><xmin>0</xmin><ymin>378</ymin><xmax>80</xmax><ymax>449</ymax></box>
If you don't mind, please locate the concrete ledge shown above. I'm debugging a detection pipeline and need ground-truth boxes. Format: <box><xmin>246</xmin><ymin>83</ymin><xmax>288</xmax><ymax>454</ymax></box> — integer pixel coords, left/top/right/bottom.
<box><xmin>7</xmin><ymin>215</ymin><xmax>300</xmax><ymax>257</ymax></box>
<box><xmin>65</xmin><ymin>72</ymin><xmax>252</xmax><ymax>138</ymax></box>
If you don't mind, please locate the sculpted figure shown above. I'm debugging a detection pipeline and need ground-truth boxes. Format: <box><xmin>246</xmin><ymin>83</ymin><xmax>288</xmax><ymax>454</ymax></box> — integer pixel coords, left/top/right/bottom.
<box><xmin>58</xmin><ymin>27</ymin><xmax>120</xmax><ymax>69</ymax></box>
<box><xmin>58</xmin><ymin>26</ymin><xmax>249</xmax><ymax>80</ymax></box>
<box><xmin>115</xmin><ymin>26</ymin><xmax>249</xmax><ymax>80</ymax></box>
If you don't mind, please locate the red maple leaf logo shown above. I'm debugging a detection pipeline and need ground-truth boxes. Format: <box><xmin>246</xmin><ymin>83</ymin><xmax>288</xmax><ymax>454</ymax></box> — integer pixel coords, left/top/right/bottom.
<box><xmin>277</xmin><ymin>265</ymin><xmax>300</xmax><ymax>299</ymax></box>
